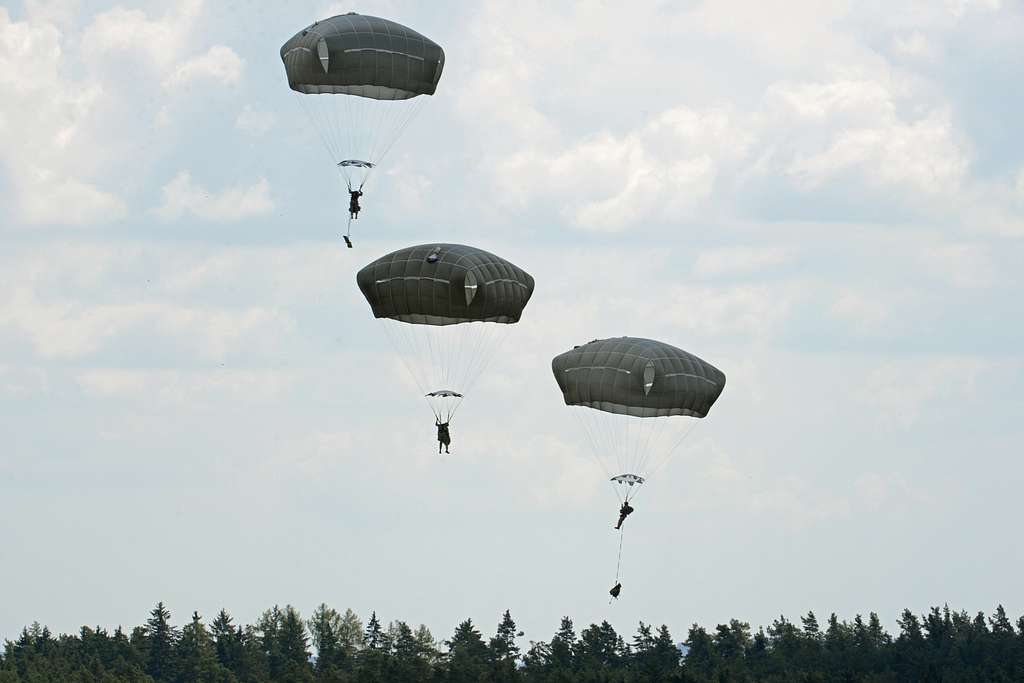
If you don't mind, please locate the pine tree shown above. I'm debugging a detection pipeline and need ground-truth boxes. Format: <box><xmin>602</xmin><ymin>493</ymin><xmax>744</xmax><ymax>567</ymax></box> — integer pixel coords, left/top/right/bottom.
<box><xmin>488</xmin><ymin>610</ymin><xmax>522</xmax><ymax>682</ymax></box>
<box><xmin>278</xmin><ymin>605</ymin><xmax>313</xmax><ymax>680</ymax></box>
<box><xmin>174</xmin><ymin>611</ymin><xmax>231</xmax><ymax>683</ymax></box>
<box><xmin>632</xmin><ymin>622</ymin><xmax>655</xmax><ymax>656</ymax></box>
<box><xmin>489</xmin><ymin>610</ymin><xmax>522</xmax><ymax>662</ymax></box>
<box><xmin>990</xmin><ymin>605</ymin><xmax>1014</xmax><ymax>636</ymax></box>
<box><xmin>358</xmin><ymin>612</ymin><xmax>391</xmax><ymax>683</ymax></box>
<box><xmin>363</xmin><ymin>611</ymin><xmax>389</xmax><ymax>653</ymax></box>
<box><xmin>445</xmin><ymin>619</ymin><xmax>489</xmax><ymax>683</ymax></box>
<box><xmin>412</xmin><ymin>625</ymin><xmax>439</xmax><ymax>665</ymax></box>
<box><xmin>577</xmin><ymin>621</ymin><xmax>625</xmax><ymax>670</ymax></box>
<box><xmin>307</xmin><ymin>603</ymin><xmax>346</xmax><ymax>674</ymax></box>
<box><xmin>548</xmin><ymin>617</ymin><xmax>576</xmax><ymax>673</ymax></box>
<box><xmin>210</xmin><ymin>610</ymin><xmax>241</xmax><ymax>674</ymax></box>
<box><xmin>390</xmin><ymin>621</ymin><xmax>431</xmax><ymax>683</ymax></box>
<box><xmin>651</xmin><ymin>625</ymin><xmax>680</xmax><ymax>678</ymax></box>
<box><xmin>335</xmin><ymin>610</ymin><xmax>364</xmax><ymax>663</ymax></box>
<box><xmin>144</xmin><ymin>602</ymin><xmax>179</xmax><ymax>682</ymax></box>
<box><xmin>867</xmin><ymin>612</ymin><xmax>889</xmax><ymax>649</ymax></box>
<box><xmin>801</xmin><ymin>611</ymin><xmax>821</xmax><ymax>641</ymax></box>
<box><xmin>682</xmin><ymin>624</ymin><xmax>717</xmax><ymax>678</ymax></box>
<box><xmin>714</xmin><ymin>619</ymin><xmax>750</xmax><ymax>662</ymax></box>
<box><xmin>256</xmin><ymin>605</ymin><xmax>284</xmax><ymax>679</ymax></box>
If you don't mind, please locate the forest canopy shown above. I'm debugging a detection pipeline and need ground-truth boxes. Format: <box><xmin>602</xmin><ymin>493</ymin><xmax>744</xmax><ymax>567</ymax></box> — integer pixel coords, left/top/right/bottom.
<box><xmin>4</xmin><ymin>602</ymin><xmax>1024</xmax><ymax>682</ymax></box>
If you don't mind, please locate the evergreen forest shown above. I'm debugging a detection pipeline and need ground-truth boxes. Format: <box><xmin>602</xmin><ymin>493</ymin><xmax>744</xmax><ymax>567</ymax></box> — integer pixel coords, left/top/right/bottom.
<box><xmin>4</xmin><ymin>602</ymin><xmax>1024</xmax><ymax>682</ymax></box>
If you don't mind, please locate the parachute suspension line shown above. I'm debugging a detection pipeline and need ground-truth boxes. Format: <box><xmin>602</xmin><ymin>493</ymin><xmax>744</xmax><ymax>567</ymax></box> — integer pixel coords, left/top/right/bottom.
<box><xmin>380</xmin><ymin>320</ymin><xmax>456</xmax><ymax>425</ymax></box>
<box><xmin>632</xmin><ymin>414</ymin><xmax>670</xmax><ymax>477</ymax></box>
<box><xmin>379</xmin><ymin>321</ymin><xmax>429</xmax><ymax>396</ymax></box>
<box><xmin>293</xmin><ymin>94</ymin><xmax>342</xmax><ymax>167</ymax></box>
<box><xmin>577</xmin><ymin>409</ymin><xmax>611</xmax><ymax>475</ymax></box>
<box><xmin>377</xmin><ymin>320</ymin><xmax>512</xmax><ymax>428</ymax></box>
<box><xmin>570</xmin><ymin>408</ymin><xmax>623</xmax><ymax>504</ymax></box>
<box><xmin>373</xmin><ymin>97</ymin><xmax>429</xmax><ymax>165</ymax></box>
<box><xmin>365</xmin><ymin>95</ymin><xmax>402</xmax><ymax>164</ymax></box>
<box><xmin>646</xmin><ymin>419</ymin><xmax>700</xmax><ymax>480</ymax></box>
<box><xmin>457</xmin><ymin>323</ymin><xmax>506</xmax><ymax>395</ymax></box>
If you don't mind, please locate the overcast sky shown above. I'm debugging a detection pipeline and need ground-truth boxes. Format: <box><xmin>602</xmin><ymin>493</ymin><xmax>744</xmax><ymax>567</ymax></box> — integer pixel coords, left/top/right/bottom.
<box><xmin>2</xmin><ymin>0</ymin><xmax>1023</xmax><ymax>646</ymax></box>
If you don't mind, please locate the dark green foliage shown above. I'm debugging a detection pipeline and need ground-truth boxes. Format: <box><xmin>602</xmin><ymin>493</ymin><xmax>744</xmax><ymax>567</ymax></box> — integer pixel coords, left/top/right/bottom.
<box><xmin>143</xmin><ymin>602</ymin><xmax>179</xmax><ymax>682</ymax></box>
<box><xmin>4</xmin><ymin>603</ymin><xmax>1024</xmax><ymax>682</ymax></box>
<box><xmin>174</xmin><ymin>611</ymin><xmax>233</xmax><ymax>683</ymax></box>
<box><xmin>488</xmin><ymin>611</ymin><xmax>523</xmax><ymax>683</ymax></box>
<box><xmin>444</xmin><ymin>619</ymin><xmax>489</xmax><ymax>683</ymax></box>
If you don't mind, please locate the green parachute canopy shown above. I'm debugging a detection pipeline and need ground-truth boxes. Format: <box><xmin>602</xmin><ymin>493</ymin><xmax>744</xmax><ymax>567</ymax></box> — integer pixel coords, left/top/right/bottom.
<box><xmin>280</xmin><ymin>13</ymin><xmax>444</xmax><ymax>98</ymax></box>
<box><xmin>552</xmin><ymin>337</ymin><xmax>726</xmax><ymax>418</ymax></box>
<box><xmin>358</xmin><ymin>244</ymin><xmax>534</xmax><ymax>425</ymax></box>
<box><xmin>357</xmin><ymin>243</ymin><xmax>534</xmax><ymax>326</ymax></box>
<box><xmin>280</xmin><ymin>13</ymin><xmax>445</xmax><ymax>192</ymax></box>
<box><xmin>552</xmin><ymin>337</ymin><xmax>726</xmax><ymax>502</ymax></box>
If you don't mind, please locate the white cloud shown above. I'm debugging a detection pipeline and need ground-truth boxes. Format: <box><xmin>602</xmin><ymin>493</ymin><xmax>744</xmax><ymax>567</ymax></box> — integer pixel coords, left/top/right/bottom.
<box><xmin>693</xmin><ymin>247</ymin><xmax>797</xmax><ymax>278</ymax></box>
<box><xmin>786</xmin><ymin>109</ymin><xmax>968</xmax><ymax>197</ymax></box>
<box><xmin>945</xmin><ymin>0</ymin><xmax>1002</xmax><ymax>19</ymax></box>
<box><xmin>829</xmin><ymin>289</ymin><xmax>898</xmax><ymax>334</ymax></box>
<box><xmin>0</xmin><ymin>8</ymin><xmax>127</xmax><ymax>226</ymax></box>
<box><xmin>162</xmin><ymin>44</ymin><xmax>243</xmax><ymax>89</ymax></box>
<box><xmin>0</xmin><ymin>1</ymin><xmax>248</xmax><ymax>228</ymax></box>
<box><xmin>80</xmin><ymin>0</ymin><xmax>203</xmax><ymax>70</ymax></box>
<box><xmin>235</xmin><ymin>105</ymin><xmax>275</xmax><ymax>136</ymax></box>
<box><xmin>0</xmin><ymin>287</ymin><xmax>294</xmax><ymax>361</ymax></box>
<box><xmin>920</xmin><ymin>243</ymin><xmax>996</xmax><ymax>288</ymax></box>
<box><xmin>854</xmin><ymin>472</ymin><xmax>934</xmax><ymax>511</ymax></box>
<box><xmin>892</xmin><ymin>32</ymin><xmax>938</xmax><ymax>60</ymax></box>
<box><xmin>462</xmin><ymin>0</ymin><xmax>977</xmax><ymax>231</ymax></box>
<box><xmin>768</xmin><ymin>77</ymin><xmax>970</xmax><ymax>199</ymax></box>
<box><xmin>77</xmin><ymin>368</ymin><xmax>297</xmax><ymax>404</ymax></box>
<box><xmin>856</xmin><ymin>356</ymin><xmax>992</xmax><ymax>426</ymax></box>
<box><xmin>155</xmin><ymin>171</ymin><xmax>274</xmax><ymax>222</ymax></box>
<box><xmin>0</xmin><ymin>364</ymin><xmax>49</xmax><ymax>398</ymax></box>
<box><xmin>17</xmin><ymin>168</ymin><xmax>128</xmax><ymax>226</ymax></box>
<box><xmin>659</xmin><ymin>283</ymin><xmax>800</xmax><ymax>342</ymax></box>
<box><xmin>769</xmin><ymin>78</ymin><xmax>897</xmax><ymax>122</ymax></box>
<box><xmin>494</xmin><ymin>106</ymin><xmax>749</xmax><ymax>232</ymax></box>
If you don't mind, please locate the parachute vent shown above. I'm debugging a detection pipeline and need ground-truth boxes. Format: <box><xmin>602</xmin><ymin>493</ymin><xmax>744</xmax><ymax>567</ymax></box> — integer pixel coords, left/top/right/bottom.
<box><xmin>643</xmin><ymin>360</ymin><xmax>655</xmax><ymax>395</ymax></box>
<box><xmin>317</xmin><ymin>38</ymin><xmax>329</xmax><ymax>73</ymax></box>
<box><xmin>426</xmin><ymin>246</ymin><xmax>442</xmax><ymax>263</ymax></box>
<box><xmin>464</xmin><ymin>271</ymin><xmax>479</xmax><ymax>306</ymax></box>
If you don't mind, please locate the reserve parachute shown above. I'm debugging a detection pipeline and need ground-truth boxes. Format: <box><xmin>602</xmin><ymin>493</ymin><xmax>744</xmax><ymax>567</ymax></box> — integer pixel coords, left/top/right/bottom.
<box><xmin>358</xmin><ymin>244</ymin><xmax>534</xmax><ymax>438</ymax></box>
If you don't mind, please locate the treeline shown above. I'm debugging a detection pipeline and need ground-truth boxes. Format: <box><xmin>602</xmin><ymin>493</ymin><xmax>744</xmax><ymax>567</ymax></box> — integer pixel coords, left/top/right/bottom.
<box><xmin>3</xmin><ymin>602</ymin><xmax>1024</xmax><ymax>682</ymax></box>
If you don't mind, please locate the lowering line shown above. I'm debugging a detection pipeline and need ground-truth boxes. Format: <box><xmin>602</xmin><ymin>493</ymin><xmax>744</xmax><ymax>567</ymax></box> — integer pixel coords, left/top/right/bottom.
<box><xmin>609</xmin><ymin>528</ymin><xmax>625</xmax><ymax>604</ymax></box>
<box><xmin>615</xmin><ymin>527</ymin><xmax>625</xmax><ymax>582</ymax></box>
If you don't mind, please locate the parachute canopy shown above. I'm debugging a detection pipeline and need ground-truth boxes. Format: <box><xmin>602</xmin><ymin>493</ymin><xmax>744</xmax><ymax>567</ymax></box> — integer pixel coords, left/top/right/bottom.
<box><xmin>552</xmin><ymin>337</ymin><xmax>726</xmax><ymax>419</ymax></box>
<box><xmin>357</xmin><ymin>244</ymin><xmax>535</xmax><ymax>326</ymax></box>
<box><xmin>359</xmin><ymin>244</ymin><xmax>534</xmax><ymax>430</ymax></box>
<box><xmin>280</xmin><ymin>14</ymin><xmax>445</xmax><ymax>195</ymax></box>
<box><xmin>280</xmin><ymin>13</ymin><xmax>444</xmax><ymax>99</ymax></box>
<box><xmin>552</xmin><ymin>337</ymin><xmax>726</xmax><ymax>504</ymax></box>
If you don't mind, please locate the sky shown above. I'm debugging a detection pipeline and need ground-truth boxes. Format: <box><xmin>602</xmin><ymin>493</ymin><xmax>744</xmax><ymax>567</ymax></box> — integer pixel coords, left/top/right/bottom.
<box><xmin>2</xmin><ymin>0</ymin><xmax>1023</xmax><ymax>648</ymax></box>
